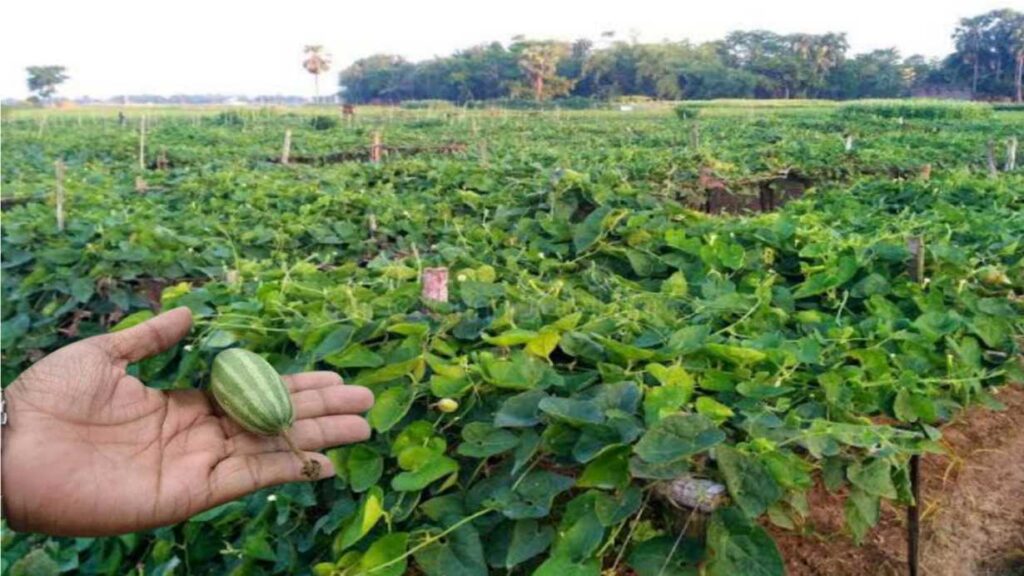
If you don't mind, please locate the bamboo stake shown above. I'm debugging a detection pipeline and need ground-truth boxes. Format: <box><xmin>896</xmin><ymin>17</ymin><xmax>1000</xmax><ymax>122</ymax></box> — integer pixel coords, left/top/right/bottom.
<box><xmin>371</xmin><ymin>131</ymin><xmax>382</xmax><ymax>164</ymax></box>
<box><xmin>54</xmin><ymin>160</ymin><xmax>65</xmax><ymax>232</ymax></box>
<box><xmin>281</xmin><ymin>129</ymin><xmax>292</xmax><ymax>164</ymax></box>
<box><xmin>138</xmin><ymin>116</ymin><xmax>147</xmax><ymax>170</ymax></box>
<box><xmin>1006</xmin><ymin>137</ymin><xmax>1018</xmax><ymax>172</ymax></box>
<box><xmin>905</xmin><ymin>234</ymin><xmax>925</xmax><ymax>576</ymax></box>
<box><xmin>844</xmin><ymin>135</ymin><xmax>854</xmax><ymax>152</ymax></box>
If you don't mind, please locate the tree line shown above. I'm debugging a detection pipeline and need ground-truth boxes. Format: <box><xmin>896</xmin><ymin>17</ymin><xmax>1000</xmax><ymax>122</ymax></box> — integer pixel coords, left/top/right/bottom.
<box><xmin>339</xmin><ymin>8</ymin><xmax>1024</xmax><ymax>103</ymax></box>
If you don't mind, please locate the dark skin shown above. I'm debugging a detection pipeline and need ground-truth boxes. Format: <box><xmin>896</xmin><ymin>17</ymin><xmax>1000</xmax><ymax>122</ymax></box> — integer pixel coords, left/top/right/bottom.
<box><xmin>0</xmin><ymin>307</ymin><xmax>374</xmax><ymax>537</ymax></box>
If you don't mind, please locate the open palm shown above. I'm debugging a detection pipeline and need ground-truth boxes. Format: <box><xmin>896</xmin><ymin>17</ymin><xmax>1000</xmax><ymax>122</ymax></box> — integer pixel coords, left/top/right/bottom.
<box><xmin>0</xmin><ymin>308</ymin><xmax>373</xmax><ymax>537</ymax></box>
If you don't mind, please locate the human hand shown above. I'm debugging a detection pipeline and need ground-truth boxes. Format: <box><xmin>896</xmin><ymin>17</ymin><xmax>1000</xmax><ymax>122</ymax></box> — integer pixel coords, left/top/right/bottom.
<box><xmin>0</xmin><ymin>307</ymin><xmax>373</xmax><ymax>537</ymax></box>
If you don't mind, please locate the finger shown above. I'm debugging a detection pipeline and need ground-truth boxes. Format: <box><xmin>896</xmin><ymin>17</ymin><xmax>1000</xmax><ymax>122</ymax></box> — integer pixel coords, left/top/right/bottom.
<box><xmin>292</xmin><ymin>385</ymin><xmax>374</xmax><ymax>420</ymax></box>
<box><xmin>208</xmin><ymin>452</ymin><xmax>334</xmax><ymax>504</ymax></box>
<box><xmin>102</xmin><ymin>307</ymin><xmax>193</xmax><ymax>363</ymax></box>
<box><xmin>283</xmin><ymin>371</ymin><xmax>343</xmax><ymax>393</ymax></box>
<box><xmin>229</xmin><ymin>415</ymin><xmax>372</xmax><ymax>455</ymax></box>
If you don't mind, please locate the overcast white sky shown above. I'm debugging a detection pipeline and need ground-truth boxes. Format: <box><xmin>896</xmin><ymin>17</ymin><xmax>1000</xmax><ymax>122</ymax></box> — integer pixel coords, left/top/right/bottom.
<box><xmin>0</xmin><ymin>0</ymin><xmax>1016</xmax><ymax>99</ymax></box>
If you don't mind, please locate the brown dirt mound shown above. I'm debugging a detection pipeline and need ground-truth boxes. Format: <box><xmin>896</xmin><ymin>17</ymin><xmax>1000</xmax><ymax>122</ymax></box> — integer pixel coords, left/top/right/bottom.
<box><xmin>772</xmin><ymin>385</ymin><xmax>1024</xmax><ymax>576</ymax></box>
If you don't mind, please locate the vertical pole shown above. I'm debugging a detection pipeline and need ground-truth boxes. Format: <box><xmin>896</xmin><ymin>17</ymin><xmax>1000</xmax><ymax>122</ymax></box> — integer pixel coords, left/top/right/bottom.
<box><xmin>281</xmin><ymin>129</ymin><xmax>292</xmax><ymax>164</ymax></box>
<box><xmin>844</xmin><ymin>135</ymin><xmax>854</xmax><ymax>152</ymax></box>
<box><xmin>1006</xmin><ymin>137</ymin><xmax>1018</xmax><ymax>172</ymax></box>
<box><xmin>986</xmin><ymin>141</ymin><xmax>998</xmax><ymax>178</ymax></box>
<box><xmin>54</xmin><ymin>160</ymin><xmax>66</xmax><ymax>232</ymax></box>
<box><xmin>690</xmin><ymin>124</ymin><xmax>700</xmax><ymax>149</ymax></box>
<box><xmin>371</xmin><ymin>131</ymin><xmax>382</xmax><ymax>164</ymax></box>
<box><xmin>906</xmin><ymin>234</ymin><xmax>924</xmax><ymax>576</ymax></box>
<box><xmin>139</xmin><ymin>116</ymin><xmax>147</xmax><ymax>170</ymax></box>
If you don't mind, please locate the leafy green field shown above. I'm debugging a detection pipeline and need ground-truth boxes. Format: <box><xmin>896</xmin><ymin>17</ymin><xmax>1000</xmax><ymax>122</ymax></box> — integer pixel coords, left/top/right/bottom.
<box><xmin>2</xmin><ymin>103</ymin><xmax>1022</xmax><ymax>575</ymax></box>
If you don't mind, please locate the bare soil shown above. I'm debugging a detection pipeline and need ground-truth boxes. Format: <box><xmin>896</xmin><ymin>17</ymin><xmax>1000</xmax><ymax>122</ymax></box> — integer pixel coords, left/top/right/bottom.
<box><xmin>772</xmin><ymin>384</ymin><xmax>1024</xmax><ymax>576</ymax></box>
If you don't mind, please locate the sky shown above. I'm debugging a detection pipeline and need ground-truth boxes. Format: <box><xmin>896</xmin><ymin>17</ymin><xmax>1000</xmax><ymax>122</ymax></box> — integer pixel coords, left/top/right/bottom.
<box><xmin>0</xmin><ymin>0</ymin><xmax>1017</xmax><ymax>99</ymax></box>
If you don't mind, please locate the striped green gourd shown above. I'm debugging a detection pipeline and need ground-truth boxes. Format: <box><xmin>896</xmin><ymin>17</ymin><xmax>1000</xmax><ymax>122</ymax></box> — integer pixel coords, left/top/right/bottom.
<box><xmin>210</xmin><ymin>348</ymin><xmax>320</xmax><ymax>478</ymax></box>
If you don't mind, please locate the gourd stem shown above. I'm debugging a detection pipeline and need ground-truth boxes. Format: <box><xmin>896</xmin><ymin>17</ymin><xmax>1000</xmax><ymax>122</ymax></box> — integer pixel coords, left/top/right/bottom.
<box><xmin>280</xmin><ymin>429</ymin><xmax>321</xmax><ymax>479</ymax></box>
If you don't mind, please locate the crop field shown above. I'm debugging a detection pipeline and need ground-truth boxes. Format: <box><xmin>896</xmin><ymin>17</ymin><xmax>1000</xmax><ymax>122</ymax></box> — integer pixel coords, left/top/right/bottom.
<box><xmin>1</xmin><ymin>101</ymin><xmax>1023</xmax><ymax>575</ymax></box>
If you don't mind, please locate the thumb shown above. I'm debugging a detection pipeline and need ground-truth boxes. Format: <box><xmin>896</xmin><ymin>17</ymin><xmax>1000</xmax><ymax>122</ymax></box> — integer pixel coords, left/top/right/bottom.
<box><xmin>103</xmin><ymin>307</ymin><xmax>194</xmax><ymax>363</ymax></box>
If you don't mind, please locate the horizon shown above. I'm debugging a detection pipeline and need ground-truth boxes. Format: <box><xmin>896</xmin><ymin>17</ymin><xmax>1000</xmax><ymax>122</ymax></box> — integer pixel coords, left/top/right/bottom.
<box><xmin>1</xmin><ymin>0</ymin><xmax>1015</xmax><ymax>100</ymax></box>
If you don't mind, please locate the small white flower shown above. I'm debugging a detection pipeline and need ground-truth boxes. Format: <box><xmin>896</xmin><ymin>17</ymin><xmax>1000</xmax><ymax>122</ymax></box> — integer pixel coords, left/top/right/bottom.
<box><xmin>184</xmin><ymin>344</ymin><xmax>194</xmax><ymax>352</ymax></box>
<box><xmin>457</xmin><ymin>274</ymin><xmax>468</xmax><ymax>282</ymax></box>
<box><xmin>538</xmin><ymin>252</ymin><xmax>545</xmax><ymax>259</ymax></box>
<box><xmin>267</xmin><ymin>494</ymin><xmax>277</xmax><ymax>502</ymax></box>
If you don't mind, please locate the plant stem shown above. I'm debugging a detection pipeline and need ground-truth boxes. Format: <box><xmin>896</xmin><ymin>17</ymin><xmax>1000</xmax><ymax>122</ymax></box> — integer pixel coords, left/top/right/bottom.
<box><xmin>280</xmin><ymin>429</ymin><xmax>320</xmax><ymax>479</ymax></box>
<box><xmin>367</xmin><ymin>508</ymin><xmax>495</xmax><ymax>573</ymax></box>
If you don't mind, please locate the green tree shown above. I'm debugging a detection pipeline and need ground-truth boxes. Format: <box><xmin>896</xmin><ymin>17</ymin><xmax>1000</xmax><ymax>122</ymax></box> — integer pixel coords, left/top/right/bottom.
<box><xmin>514</xmin><ymin>41</ymin><xmax>573</xmax><ymax>101</ymax></box>
<box><xmin>303</xmin><ymin>45</ymin><xmax>332</xmax><ymax>102</ymax></box>
<box><xmin>26</xmin><ymin>66</ymin><xmax>68</xmax><ymax>102</ymax></box>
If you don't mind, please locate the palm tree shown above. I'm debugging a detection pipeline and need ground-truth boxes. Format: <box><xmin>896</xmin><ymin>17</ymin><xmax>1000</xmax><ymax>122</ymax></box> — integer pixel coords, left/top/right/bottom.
<box><xmin>303</xmin><ymin>45</ymin><xmax>332</xmax><ymax>103</ymax></box>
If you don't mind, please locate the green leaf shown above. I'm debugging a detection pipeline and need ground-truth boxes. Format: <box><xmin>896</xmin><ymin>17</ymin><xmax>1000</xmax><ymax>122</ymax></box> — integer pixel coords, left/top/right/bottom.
<box><xmin>705</xmin><ymin>507</ymin><xmax>784</xmax><ymax>576</ymax></box>
<box><xmin>573</xmin><ymin>206</ymin><xmax>612</xmax><ymax>253</ymax></box>
<box><xmin>486</xmin><ymin>520</ymin><xmax>554</xmax><ymax>569</ymax></box>
<box><xmin>577</xmin><ymin>445</ymin><xmax>631</xmax><ymax>490</ymax></box>
<box><xmin>368</xmin><ymin>385</ymin><xmax>415</xmax><ymax>432</ymax></box>
<box><xmin>627</xmin><ymin>535</ymin><xmax>702</xmax><ymax>576</ymax></box>
<box><xmin>496</xmin><ymin>471</ymin><xmax>574</xmax><ymax>519</ymax></box>
<box><xmin>458</xmin><ymin>422</ymin><xmax>519</xmax><ymax>458</ymax></box>
<box><xmin>391</xmin><ymin>446</ymin><xmax>459</xmax><ymax>492</ymax></box>
<box><xmin>552</xmin><ymin>493</ymin><xmax>605</xmax><ymax>561</ymax></box>
<box><xmin>526</xmin><ymin>328</ymin><xmax>561</xmax><ymax>359</ymax></box>
<box><xmin>334</xmin><ymin>487</ymin><xmax>385</xmax><ymax>554</ymax></box>
<box><xmin>664</xmin><ymin>325</ymin><xmax>710</xmax><ymax>355</ymax></box>
<box><xmin>494</xmin><ymin>390</ymin><xmax>548</xmax><ymax>428</ymax></box>
<box><xmin>479</xmin><ymin>351</ymin><xmax>546</xmax><ymax>390</ymax></box>
<box><xmin>716</xmin><ymin>445</ymin><xmax>783</xmax><ymax>518</ymax></box>
<box><xmin>846</xmin><ymin>458</ymin><xmax>897</xmax><ymax>499</ymax></box>
<box><xmin>844</xmin><ymin>488</ymin><xmax>879</xmax><ymax>544</ymax></box>
<box><xmin>793</xmin><ymin>254</ymin><xmax>858</xmax><ymax>299</ymax></box>
<box><xmin>484</xmin><ymin>328</ymin><xmax>538</xmax><ymax>346</ymax></box>
<box><xmin>354</xmin><ymin>356</ymin><xmax>424</xmax><ymax>386</ymax></box>
<box><xmin>325</xmin><ymin>343</ymin><xmax>385</xmax><ymax>369</ymax></box>
<box><xmin>661</xmin><ymin>271</ymin><xmax>689</xmax><ymax>297</ymax></box>
<box><xmin>9</xmin><ymin>549</ymin><xmax>61</xmax><ymax>576</ymax></box>
<box><xmin>110</xmin><ymin>310</ymin><xmax>155</xmax><ymax>332</ymax></box>
<box><xmin>534</xmin><ymin>555</ymin><xmax>601</xmax><ymax>576</ymax></box>
<box><xmin>695</xmin><ymin>396</ymin><xmax>734</xmax><ymax>423</ymax></box>
<box><xmin>594</xmin><ymin>485</ymin><xmax>643</xmax><ymax>525</ymax></box>
<box><xmin>311</xmin><ymin>325</ymin><xmax>354</xmax><ymax>361</ymax></box>
<box><xmin>359</xmin><ymin>533</ymin><xmax>409</xmax><ymax>576</ymax></box>
<box><xmin>704</xmin><ymin>343</ymin><xmax>766</xmax><ymax>365</ymax></box>
<box><xmin>643</xmin><ymin>364</ymin><xmax>695</xmax><ymax>424</ymax></box>
<box><xmin>347</xmin><ymin>445</ymin><xmax>384</xmax><ymax>493</ymax></box>
<box><xmin>413</xmin><ymin>522</ymin><xmax>487</xmax><ymax>576</ymax></box>
<box><xmin>634</xmin><ymin>413</ymin><xmax>725</xmax><ymax>464</ymax></box>
<box><xmin>539</xmin><ymin>396</ymin><xmax>605</xmax><ymax>426</ymax></box>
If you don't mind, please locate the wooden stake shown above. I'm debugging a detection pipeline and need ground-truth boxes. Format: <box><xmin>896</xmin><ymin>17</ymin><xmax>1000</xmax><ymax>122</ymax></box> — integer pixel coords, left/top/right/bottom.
<box><xmin>907</xmin><ymin>236</ymin><xmax>925</xmax><ymax>283</ymax></box>
<box><xmin>281</xmin><ymin>129</ymin><xmax>292</xmax><ymax>164</ymax></box>
<box><xmin>986</xmin><ymin>140</ymin><xmax>998</xmax><ymax>178</ymax></box>
<box><xmin>690</xmin><ymin>124</ymin><xmax>700</xmax><ymax>149</ymax></box>
<box><xmin>1006</xmin><ymin>137</ymin><xmax>1018</xmax><ymax>172</ymax></box>
<box><xmin>844</xmin><ymin>135</ymin><xmax>854</xmax><ymax>152</ymax></box>
<box><xmin>371</xmin><ymin>131</ymin><xmax>382</xmax><ymax>164</ymax></box>
<box><xmin>54</xmin><ymin>160</ymin><xmax>66</xmax><ymax>232</ymax></box>
<box><xmin>138</xmin><ymin>117</ymin><xmax>147</xmax><ymax>170</ymax></box>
